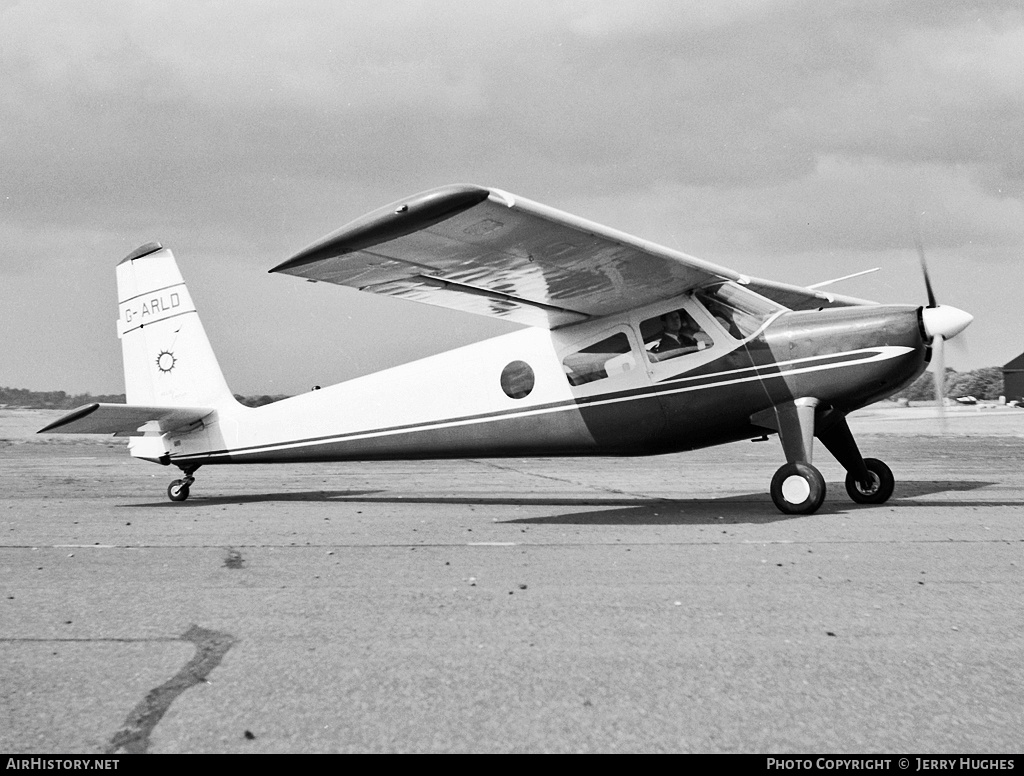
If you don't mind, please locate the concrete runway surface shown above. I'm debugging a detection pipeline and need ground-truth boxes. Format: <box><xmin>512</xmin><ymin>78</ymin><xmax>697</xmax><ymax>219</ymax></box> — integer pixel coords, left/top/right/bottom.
<box><xmin>2</xmin><ymin>407</ymin><xmax>1022</xmax><ymax>753</ymax></box>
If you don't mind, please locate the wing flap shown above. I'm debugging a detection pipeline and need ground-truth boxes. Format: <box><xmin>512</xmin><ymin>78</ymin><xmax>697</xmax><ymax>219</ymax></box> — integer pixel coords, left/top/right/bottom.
<box><xmin>38</xmin><ymin>403</ymin><xmax>214</xmax><ymax>437</ymax></box>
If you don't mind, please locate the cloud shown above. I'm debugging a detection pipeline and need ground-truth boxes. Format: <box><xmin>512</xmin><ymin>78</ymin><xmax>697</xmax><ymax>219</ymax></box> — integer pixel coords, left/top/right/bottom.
<box><xmin>2</xmin><ymin>0</ymin><xmax>1022</xmax><ymax>390</ymax></box>
<box><xmin>6</xmin><ymin>1</ymin><xmax>1023</xmax><ymax>209</ymax></box>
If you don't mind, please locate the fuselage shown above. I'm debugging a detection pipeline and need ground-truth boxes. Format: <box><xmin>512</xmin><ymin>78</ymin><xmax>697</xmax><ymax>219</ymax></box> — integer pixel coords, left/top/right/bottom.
<box><xmin>149</xmin><ymin>285</ymin><xmax>928</xmax><ymax>467</ymax></box>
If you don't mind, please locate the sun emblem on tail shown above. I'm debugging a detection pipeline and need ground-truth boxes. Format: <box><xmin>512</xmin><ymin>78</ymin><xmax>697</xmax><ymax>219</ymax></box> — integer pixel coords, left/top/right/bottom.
<box><xmin>156</xmin><ymin>350</ymin><xmax>177</xmax><ymax>373</ymax></box>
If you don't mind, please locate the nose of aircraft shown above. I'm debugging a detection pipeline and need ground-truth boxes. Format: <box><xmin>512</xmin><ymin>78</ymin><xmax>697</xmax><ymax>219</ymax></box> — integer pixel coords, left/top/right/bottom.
<box><xmin>921</xmin><ymin>305</ymin><xmax>973</xmax><ymax>340</ymax></box>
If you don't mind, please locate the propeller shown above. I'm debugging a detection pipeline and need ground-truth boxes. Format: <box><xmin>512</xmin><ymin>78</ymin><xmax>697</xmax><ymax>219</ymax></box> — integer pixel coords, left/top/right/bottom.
<box><xmin>915</xmin><ymin>233</ymin><xmax>938</xmax><ymax>309</ymax></box>
<box><xmin>932</xmin><ymin>330</ymin><xmax>947</xmax><ymax>428</ymax></box>
<box><xmin>914</xmin><ymin>232</ymin><xmax>973</xmax><ymax>427</ymax></box>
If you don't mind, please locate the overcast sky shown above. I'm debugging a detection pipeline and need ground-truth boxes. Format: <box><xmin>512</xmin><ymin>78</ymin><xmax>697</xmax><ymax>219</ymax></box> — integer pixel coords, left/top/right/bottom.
<box><xmin>3</xmin><ymin>0</ymin><xmax>1022</xmax><ymax>395</ymax></box>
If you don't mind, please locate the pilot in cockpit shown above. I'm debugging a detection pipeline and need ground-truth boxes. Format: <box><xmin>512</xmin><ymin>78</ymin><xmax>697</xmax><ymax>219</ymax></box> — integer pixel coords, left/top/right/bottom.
<box><xmin>652</xmin><ymin>310</ymin><xmax>711</xmax><ymax>358</ymax></box>
<box><xmin>653</xmin><ymin>311</ymin><xmax>692</xmax><ymax>354</ymax></box>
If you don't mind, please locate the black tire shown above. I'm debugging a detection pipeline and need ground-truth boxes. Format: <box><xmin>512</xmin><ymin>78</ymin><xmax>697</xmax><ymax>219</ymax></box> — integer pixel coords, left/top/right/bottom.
<box><xmin>167</xmin><ymin>479</ymin><xmax>190</xmax><ymax>502</ymax></box>
<box><xmin>845</xmin><ymin>458</ymin><xmax>894</xmax><ymax>504</ymax></box>
<box><xmin>770</xmin><ymin>462</ymin><xmax>827</xmax><ymax>515</ymax></box>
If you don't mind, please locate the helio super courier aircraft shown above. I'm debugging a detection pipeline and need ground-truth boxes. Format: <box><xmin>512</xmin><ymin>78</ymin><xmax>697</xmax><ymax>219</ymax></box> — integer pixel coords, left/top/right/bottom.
<box><xmin>41</xmin><ymin>185</ymin><xmax>973</xmax><ymax>514</ymax></box>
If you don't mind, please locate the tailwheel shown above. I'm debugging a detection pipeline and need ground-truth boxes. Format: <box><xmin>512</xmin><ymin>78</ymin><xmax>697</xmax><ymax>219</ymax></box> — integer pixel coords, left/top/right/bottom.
<box><xmin>770</xmin><ymin>462</ymin><xmax>826</xmax><ymax>515</ymax></box>
<box><xmin>167</xmin><ymin>479</ymin><xmax>190</xmax><ymax>502</ymax></box>
<box><xmin>845</xmin><ymin>457</ymin><xmax>894</xmax><ymax>505</ymax></box>
<box><xmin>167</xmin><ymin>466</ymin><xmax>199</xmax><ymax>503</ymax></box>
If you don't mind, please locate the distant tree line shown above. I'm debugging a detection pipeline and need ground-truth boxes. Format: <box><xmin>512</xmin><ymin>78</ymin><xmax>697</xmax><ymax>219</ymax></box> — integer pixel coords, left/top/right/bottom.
<box><xmin>889</xmin><ymin>367</ymin><xmax>1005</xmax><ymax>402</ymax></box>
<box><xmin>0</xmin><ymin>387</ymin><xmax>127</xmax><ymax>409</ymax></box>
<box><xmin>1</xmin><ymin>387</ymin><xmax>288</xmax><ymax>409</ymax></box>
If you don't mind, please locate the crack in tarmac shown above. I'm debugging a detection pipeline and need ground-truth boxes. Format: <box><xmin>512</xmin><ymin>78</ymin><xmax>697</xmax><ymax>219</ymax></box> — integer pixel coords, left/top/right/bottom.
<box><xmin>104</xmin><ymin>624</ymin><xmax>235</xmax><ymax>754</ymax></box>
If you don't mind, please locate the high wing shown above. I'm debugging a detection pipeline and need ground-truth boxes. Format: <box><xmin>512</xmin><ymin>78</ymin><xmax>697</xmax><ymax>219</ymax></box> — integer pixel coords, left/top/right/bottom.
<box><xmin>271</xmin><ymin>184</ymin><xmax>873</xmax><ymax>327</ymax></box>
<box><xmin>38</xmin><ymin>403</ymin><xmax>214</xmax><ymax>437</ymax></box>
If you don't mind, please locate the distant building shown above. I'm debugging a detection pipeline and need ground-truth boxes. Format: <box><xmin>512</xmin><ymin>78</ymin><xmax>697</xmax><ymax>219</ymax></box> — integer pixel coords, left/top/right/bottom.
<box><xmin>1002</xmin><ymin>352</ymin><xmax>1024</xmax><ymax>401</ymax></box>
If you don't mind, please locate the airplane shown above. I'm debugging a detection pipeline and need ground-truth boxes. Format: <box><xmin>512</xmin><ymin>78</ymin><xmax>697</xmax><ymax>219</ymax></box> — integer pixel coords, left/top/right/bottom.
<box><xmin>39</xmin><ymin>184</ymin><xmax>973</xmax><ymax>514</ymax></box>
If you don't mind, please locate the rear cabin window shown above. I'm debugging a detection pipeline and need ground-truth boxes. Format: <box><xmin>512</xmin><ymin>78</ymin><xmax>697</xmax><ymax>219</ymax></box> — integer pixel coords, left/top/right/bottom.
<box><xmin>694</xmin><ymin>283</ymin><xmax>781</xmax><ymax>340</ymax></box>
<box><xmin>563</xmin><ymin>332</ymin><xmax>635</xmax><ymax>386</ymax></box>
<box><xmin>640</xmin><ymin>309</ymin><xmax>715</xmax><ymax>363</ymax></box>
<box><xmin>500</xmin><ymin>360</ymin><xmax>535</xmax><ymax>399</ymax></box>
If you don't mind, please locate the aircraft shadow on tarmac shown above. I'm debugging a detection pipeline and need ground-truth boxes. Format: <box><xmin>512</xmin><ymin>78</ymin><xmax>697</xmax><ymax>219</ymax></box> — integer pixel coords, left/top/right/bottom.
<box><xmin>119</xmin><ymin>489</ymin><xmax>382</xmax><ymax>508</ymax></box>
<box><xmin>120</xmin><ymin>480</ymin><xmax>1004</xmax><ymax>525</ymax></box>
<box><xmin>497</xmin><ymin>480</ymin><xmax>1003</xmax><ymax>526</ymax></box>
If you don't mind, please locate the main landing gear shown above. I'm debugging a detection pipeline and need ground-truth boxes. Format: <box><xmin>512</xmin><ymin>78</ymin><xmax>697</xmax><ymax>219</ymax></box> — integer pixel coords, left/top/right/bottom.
<box><xmin>753</xmin><ymin>399</ymin><xmax>894</xmax><ymax>515</ymax></box>
<box><xmin>167</xmin><ymin>465</ymin><xmax>201</xmax><ymax>502</ymax></box>
<box><xmin>770</xmin><ymin>461</ymin><xmax>826</xmax><ymax>515</ymax></box>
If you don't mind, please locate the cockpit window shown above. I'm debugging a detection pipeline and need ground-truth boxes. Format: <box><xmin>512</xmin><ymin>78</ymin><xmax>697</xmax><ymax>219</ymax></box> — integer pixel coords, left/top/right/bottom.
<box><xmin>694</xmin><ymin>282</ymin><xmax>781</xmax><ymax>340</ymax></box>
<box><xmin>563</xmin><ymin>332</ymin><xmax>635</xmax><ymax>386</ymax></box>
<box><xmin>640</xmin><ymin>308</ymin><xmax>714</xmax><ymax>363</ymax></box>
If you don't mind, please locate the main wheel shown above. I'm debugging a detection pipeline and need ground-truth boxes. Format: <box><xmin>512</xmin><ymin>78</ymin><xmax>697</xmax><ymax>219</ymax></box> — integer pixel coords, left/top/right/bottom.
<box><xmin>845</xmin><ymin>457</ymin><xmax>894</xmax><ymax>504</ymax></box>
<box><xmin>167</xmin><ymin>479</ymin><xmax>191</xmax><ymax>502</ymax></box>
<box><xmin>770</xmin><ymin>462</ymin><xmax>826</xmax><ymax>515</ymax></box>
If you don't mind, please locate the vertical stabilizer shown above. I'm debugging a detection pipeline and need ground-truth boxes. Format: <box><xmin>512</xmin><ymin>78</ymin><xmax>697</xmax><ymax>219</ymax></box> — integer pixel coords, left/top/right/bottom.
<box><xmin>117</xmin><ymin>243</ymin><xmax>237</xmax><ymax>409</ymax></box>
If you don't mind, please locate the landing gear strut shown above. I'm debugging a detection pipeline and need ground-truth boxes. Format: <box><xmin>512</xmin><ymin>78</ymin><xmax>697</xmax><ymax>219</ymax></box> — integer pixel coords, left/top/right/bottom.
<box><xmin>818</xmin><ymin>414</ymin><xmax>894</xmax><ymax>506</ymax></box>
<box><xmin>755</xmin><ymin>398</ymin><xmax>827</xmax><ymax>514</ymax></box>
<box><xmin>754</xmin><ymin>399</ymin><xmax>894</xmax><ymax>515</ymax></box>
<box><xmin>167</xmin><ymin>465</ymin><xmax>200</xmax><ymax>502</ymax></box>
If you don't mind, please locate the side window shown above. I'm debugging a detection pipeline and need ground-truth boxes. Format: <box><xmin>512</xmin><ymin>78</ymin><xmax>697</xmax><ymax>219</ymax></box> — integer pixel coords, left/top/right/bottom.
<box><xmin>500</xmin><ymin>360</ymin><xmax>535</xmax><ymax>399</ymax></box>
<box><xmin>640</xmin><ymin>309</ymin><xmax>714</xmax><ymax>363</ymax></box>
<box><xmin>563</xmin><ymin>332</ymin><xmax>635</xmax><ymax>386</ymax></box>
<box><xmin>694</xmin><ymin>283</ymin><xmax>781</xmax><ymax>340</ymax></box>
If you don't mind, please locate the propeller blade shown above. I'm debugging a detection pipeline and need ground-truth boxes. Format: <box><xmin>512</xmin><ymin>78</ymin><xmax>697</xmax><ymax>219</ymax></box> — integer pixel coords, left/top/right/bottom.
<box><xmin>915</xmin><ymin>232</ymin><xmax>938</xmax><ymax>309</ymax></box>
<box><xmin>932</xmin><ymin>335</ymin><xmax>946</xmax><ymax>431</ymax></box>
<box><xmin>947</xmin><ymin>328</ymin><xmax>970</xmax><ymax>361</ymax></box>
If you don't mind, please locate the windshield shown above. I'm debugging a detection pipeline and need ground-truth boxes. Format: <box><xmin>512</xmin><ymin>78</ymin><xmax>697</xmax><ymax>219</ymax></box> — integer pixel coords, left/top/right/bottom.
<box><xmin>694</xmin><ymin>283</ymin><xmax>782</xmax><ymax>339</ymax></box>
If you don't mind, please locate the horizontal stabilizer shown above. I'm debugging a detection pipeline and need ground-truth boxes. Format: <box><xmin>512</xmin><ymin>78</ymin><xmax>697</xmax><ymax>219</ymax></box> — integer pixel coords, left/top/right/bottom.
<box><xmin>38</xmin><ymin>403</ymin><xmax>214</xmax><ymax>437</ymax></box>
